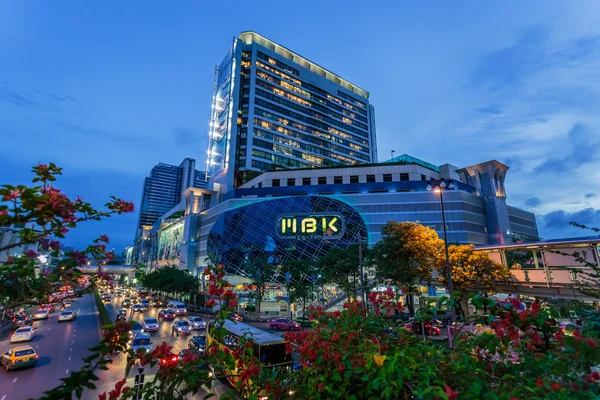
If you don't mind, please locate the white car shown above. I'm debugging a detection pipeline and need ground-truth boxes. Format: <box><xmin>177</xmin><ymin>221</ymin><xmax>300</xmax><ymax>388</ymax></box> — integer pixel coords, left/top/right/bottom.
<box><xmin>142</xmin><ymin>318</ymin><xmax>159</xmax><ymax>332</ymax></box>
<box><xmin>58</xmin><ymin>311</ymin><xmax>77</xmax><ymax>322</ymax></box>
<box><xmin>11</xmin><ymin>326</ymin><xmax>36</xmax><ymax>343</ymax></box>
<box><xmin>188</xmin><ymin>316</ymin><xmax>206</xmax><ymax>330</ymax></box>
<box><xmin>130</xmin><ymin>333</ymin><xmax>153</xmax><ymax>354</ymax></box>
<box><xmin>33</xmin><ymin>309</ymin><xmax>49</xmax><ymax>320</ymax></box>
<box><xmin>63</xmin><ymin>301</ymin><xmax>72</xmax><ymax>308</ymax></box>
<box><xmin>171</xmin><ymin>320</ymin><xmax>191</xmax><ymax>336</ymax></box>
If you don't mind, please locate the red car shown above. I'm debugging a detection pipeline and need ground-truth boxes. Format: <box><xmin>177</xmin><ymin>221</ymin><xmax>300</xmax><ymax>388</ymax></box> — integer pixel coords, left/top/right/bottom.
<box><xmin>227</xmin><ymin>312</ymin><xmax>243</xmax><ymax>322</ymax></box>
<box><xmin>158</xmin><ymin>309</ymin><xmax>175</xmax><ymax>321</ymax></box>
<box><xmin>270</xmin><ymin>318</ymin><xmax>301</xmax><ymax>331</ymax></box>
<box><xmin>404</xmin><ymin>321</ymin><xmax>441</xmax><ymax>336</ymax></box>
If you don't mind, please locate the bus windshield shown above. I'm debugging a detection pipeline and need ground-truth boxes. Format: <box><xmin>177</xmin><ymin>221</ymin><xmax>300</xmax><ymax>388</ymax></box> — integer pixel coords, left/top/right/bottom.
<box><xmin>259</xmin><ymin>343</ymin><xmax>291</xmax><ymax>366</ymax></box>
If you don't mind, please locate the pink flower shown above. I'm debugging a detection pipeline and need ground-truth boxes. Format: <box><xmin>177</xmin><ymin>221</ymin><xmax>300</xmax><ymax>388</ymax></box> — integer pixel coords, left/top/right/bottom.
<box><xmin>48</xmin><ymin>240</ymin><xmax>61</xmax><ymax>251</ymax></box>
<box><xmin>99</xmin><ymin>235</ymin><xmax>109</xmax><ymax>243</ymax></box>
<box><xmin>25</xmin><ymin>249</ymin><xmax>38</xmax><ymax>258</ymax></box>
<box><xmin>2</xmin><ymin>189</ymin><xmax>20</xmax><ymax>201</ymax></box>
<box><xmin>0</xmin><ymin>209</ymin><xmax>8</xmax><ymax>217</ymax></box>
<box><xmin>38</xmin><ymin>163</ymin><xmax>48</xmax><ymax>169</ymax></box>
<box><xmin>60</xmin><ymin>227</ymin><xmax>69</xmax><ymax>234</ymax></box>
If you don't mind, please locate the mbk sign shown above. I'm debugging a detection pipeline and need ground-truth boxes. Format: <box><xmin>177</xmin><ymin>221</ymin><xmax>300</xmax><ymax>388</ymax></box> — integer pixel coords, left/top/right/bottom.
<box><xmin>276</xmin><ymin>214</ymin><xmax>345</xmax><ymax>240</ymax></box>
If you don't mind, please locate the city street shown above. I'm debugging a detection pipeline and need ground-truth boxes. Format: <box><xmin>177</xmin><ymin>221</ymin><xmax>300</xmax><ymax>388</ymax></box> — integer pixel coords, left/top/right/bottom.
<box><xmin>0</xmin><ymin>294</ymin><xmax>101</xmax><ymax>400</ymax></box>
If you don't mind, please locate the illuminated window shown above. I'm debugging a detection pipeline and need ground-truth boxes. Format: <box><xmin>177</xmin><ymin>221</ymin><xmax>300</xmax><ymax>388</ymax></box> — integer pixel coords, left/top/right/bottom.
<box><xmin>342</xmin><ymin>117</ymin><xmax>352</xmax><ymax>124</ymax></box>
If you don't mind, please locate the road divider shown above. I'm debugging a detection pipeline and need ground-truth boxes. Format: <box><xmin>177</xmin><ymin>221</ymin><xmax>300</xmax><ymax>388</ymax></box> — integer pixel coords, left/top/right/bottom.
<box><xmin>93</xmin><ymin>291</ymin><xmax>112</xmax><ymax>326</ymax></box>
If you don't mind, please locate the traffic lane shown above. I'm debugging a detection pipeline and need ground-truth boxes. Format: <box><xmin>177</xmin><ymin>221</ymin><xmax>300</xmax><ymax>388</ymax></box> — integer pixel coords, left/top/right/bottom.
<box><xmin>0</xmin><ymin>293</ymin><xmax>100</xmax><ymax>400</ymax></box>
<box><xmin>85</xmin><ymin>299</ymin><xmax>209</xmax><ymax>399</ymax></box>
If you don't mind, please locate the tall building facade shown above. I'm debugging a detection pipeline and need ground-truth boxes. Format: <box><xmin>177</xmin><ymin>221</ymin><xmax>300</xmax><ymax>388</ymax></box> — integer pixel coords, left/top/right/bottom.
<box><xmin>207</xmin><ymin>31</ymin><xmax>377</xmax><ymax>196</ymax></box>
<box><xmin>136</xmin><ymin>157</ymin><xmax>207</xmax><ymax>235</ymax></box>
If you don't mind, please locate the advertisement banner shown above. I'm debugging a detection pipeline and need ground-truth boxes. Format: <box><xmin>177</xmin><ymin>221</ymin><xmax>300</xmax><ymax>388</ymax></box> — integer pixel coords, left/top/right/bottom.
<box><xmin>157</xmin><ymin>221</ymin><xmax>185</xmax><ymax>266</ymax></box>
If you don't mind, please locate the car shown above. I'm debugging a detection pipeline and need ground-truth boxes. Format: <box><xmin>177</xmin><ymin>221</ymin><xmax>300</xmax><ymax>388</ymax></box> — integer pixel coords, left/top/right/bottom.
<box><xmin>33</xmin><ymin>309</ymin><xmax>49</xmax><ymax>320</ymax></box>
<box><xmin>188</xmin><ymin>316</ymin><xmax>206</xmax><ymax>330</ymax></box>
<box><xmin>102</xmin><ymin>297</ymin><xmax>111</xmax><ymax>304</ymax></box>
<box><xmin>63</xmin><ymin>301</ymin><xmax>72</xmax><ymax>308</ymax></box>
<box><xmin>142</xmin><ymin>318</ymin><xmax>159</xmax><ymax>332</ymax></box>
<box><xmin>188</xmin><ymin>335</ymin><xmax>207</xmax><ymax>355</ymax></box>
<box><xmin>12</xmin><ymin>315</ymin><xmax>31</xmax><ymax>329</ymax></box>
<box><xmin>294</xmin><ymin>317</ymin><xmax>319</xmax><ymax>328</ymax></box>
<box><xmin>270</xmin><ymin>318</ymin><xmax>301</xmax><ymax>331</ymax></box>
<box><xmin>58</xmin><ymin>311</ymin><xmax>77</xmax><ymax>322</ymax></box>
<box><xmin>41</xmin><ymin>304</ymin><xmax>56</xmax><ymax>313</ymax></box>
<box><xmin>129</xmin><ymin>333</ymin><xmax>153</xmax><ymax>354</ymax></box>
<box><xmin>131</xmin><ymin>304</ymin><xmax>144</xmax><ymax>313</ymax></box>
<box><xmin>130</xmin><ymin>321</ymin><xmax>144</xmax><ymax>336</ymax></box>
<box><xmin>1</xmin><ymin>345</ymin><xmax>38</xmax><ymax>371</ymax></box>
<box><xmin>122</xmin><ymin>299</ymin><xmax>132</xmax><ymax>307</ymax></box>
<box><xmin>116</xmin><ymin>309</ymin><xmax>128</xmax><ymax>322</ymax></box>
<box><xmin>158</xmin><ymin>309</ymin><xmax>175</xmax><ymax>321</ymax></box>
<box><xmin>227</xmin><ymin>312</ymin><xmax>243</xmax><ymax>322</ymax></box>
<box><xmin>140</xmin><ymin>299</ymin><xmax>150</xmax><ymax>310</ymax></box>
<box><xmin>11</xmin><ymin>326</ymin><xmax>37</xmax><ymax>343</ymax></box>
<box><xmin>151</xmin><ymin>299</ymin><xmax>162</xmax><ymax>307</ymax></box>
<box><xmin>403</xmin><ymin>321</ymin><xmax>441</xmax><ymax>336</ymax></box>
<box><xmin>172</xmin><ymin>320</ymin><xmax>191</xmax><ymax>336</ymax></box>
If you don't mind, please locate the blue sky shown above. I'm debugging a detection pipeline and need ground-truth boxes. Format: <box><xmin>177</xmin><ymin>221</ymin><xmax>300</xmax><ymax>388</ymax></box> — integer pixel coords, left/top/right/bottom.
<box><xmin>1</xmin><ymin>1</ymin><xmax>599</xmax><ymax>252</ymax></box>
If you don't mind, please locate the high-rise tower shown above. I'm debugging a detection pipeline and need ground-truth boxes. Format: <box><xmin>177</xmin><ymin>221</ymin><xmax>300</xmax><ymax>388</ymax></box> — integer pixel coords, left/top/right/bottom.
<box><xmin>206</xmin><ymin>31</ymin><xmax>377</xmax><ymax>195</ymax></box>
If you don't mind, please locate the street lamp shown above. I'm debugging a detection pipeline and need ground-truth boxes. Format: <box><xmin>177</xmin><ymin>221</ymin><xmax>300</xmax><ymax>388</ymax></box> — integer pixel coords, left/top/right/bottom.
<box><xmin>391</xmin><ymin>150</ymin><xmax>396</xmax><ymax>161</ymax></box>
<box><xmin>427</xmin><ymin>178</ymin><xmax>456</xmax><ymax>323</ymax></box>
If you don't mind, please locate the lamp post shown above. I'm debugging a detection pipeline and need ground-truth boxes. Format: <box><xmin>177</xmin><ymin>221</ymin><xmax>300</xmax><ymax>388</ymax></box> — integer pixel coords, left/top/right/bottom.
<box><xmin>427</xmin><ymin>178</ymin><xmax>456</xmax><ymax>323</ymax></box>
<box><xmin>391</xmin><ymin>150</ymin><xmax>396</xmax><ymax>161</ymax></box>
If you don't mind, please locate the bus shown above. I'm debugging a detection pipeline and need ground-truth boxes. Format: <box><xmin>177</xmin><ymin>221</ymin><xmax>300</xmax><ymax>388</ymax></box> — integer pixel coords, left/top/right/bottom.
<box><xmin>207</xmin><ymin>319</ymin><xmax>292</xmax><ymax>395</ymax></box>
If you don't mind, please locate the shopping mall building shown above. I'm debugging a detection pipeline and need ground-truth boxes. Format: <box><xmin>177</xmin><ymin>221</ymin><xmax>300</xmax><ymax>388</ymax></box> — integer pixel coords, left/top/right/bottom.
<box><xmin>125</xmin><ymin>31</ymin><xmax>538</xmax><ymax>308</ymax></box>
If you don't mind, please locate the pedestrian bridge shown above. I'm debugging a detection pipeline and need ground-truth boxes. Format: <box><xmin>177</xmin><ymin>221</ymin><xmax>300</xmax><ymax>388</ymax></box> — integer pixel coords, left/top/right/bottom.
<box><xmin>79</xmin><ymin>264</ymin><xmax>136</xmax><ymax>276</ymax></box>
<box><xmin>473</xmin><ymin>237</ymin><xmax>600</xmax><ymax>299</ymax></box>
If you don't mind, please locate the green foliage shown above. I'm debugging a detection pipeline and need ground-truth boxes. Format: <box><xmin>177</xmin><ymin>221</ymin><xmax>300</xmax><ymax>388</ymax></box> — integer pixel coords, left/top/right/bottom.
<box><xmin>141</xmin><ymin>266</ymin><xmax>199</xmax><ymax>295</ymax></box>
<box><xmin>318</xmin><ymin>244</ymin><xmax>363</xmax><ymax>299</ymax></box>
<box><xmin>93</xmin><ymin>290</ymin><xmax>112</xmax><ymax>326</ymax></box>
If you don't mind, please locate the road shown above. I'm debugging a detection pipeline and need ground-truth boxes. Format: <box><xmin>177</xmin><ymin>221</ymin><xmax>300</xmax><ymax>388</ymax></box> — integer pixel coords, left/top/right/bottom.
<box><xmin>87</xmin><ymin>296</ymin><xmax>288</xmax><ymax>399</ymax></box>
<box><xmin>0</xmin><ymin>293</ymin><xmax>101</xmax><ymax>400</ymax></box>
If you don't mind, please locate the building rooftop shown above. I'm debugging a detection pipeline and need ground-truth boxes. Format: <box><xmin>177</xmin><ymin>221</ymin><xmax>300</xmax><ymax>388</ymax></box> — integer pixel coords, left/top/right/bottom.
<box><xmin>238</xmin><ymin>31</ymin><xmax>369</xmax><ymax>99</ymax></box>
<box><xmin>382</xmin><ymin>154</ymin><xmax>440</xmax><ymax>172</ymax></box>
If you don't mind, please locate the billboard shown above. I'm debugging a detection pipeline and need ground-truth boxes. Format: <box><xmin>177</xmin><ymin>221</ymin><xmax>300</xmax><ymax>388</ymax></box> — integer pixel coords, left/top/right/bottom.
<box><xmin>157</xmin><ymin>221</ymin><xmax>185</xmax><ymax>266</ymax></box>
<box><xmin>124</xmin><ymin>246</ymin><xmax>134</xmax><ymax>265</ymax></box>
<box><xmin>208</xmin><ymin>46</ymin><xmax>237</xmax><ymax>182</ymax></box>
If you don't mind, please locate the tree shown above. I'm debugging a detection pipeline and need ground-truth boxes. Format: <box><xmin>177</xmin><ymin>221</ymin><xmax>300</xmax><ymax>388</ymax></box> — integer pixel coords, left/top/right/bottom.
<box><xmin>436</xmin><ymin>244</ymin><xmax>511</xmax><ymax>317</ymax></box>
<box><xmin>0</xmin><ymin>163</ymin><xmax>134</xmax><ymax>310</ymax></box>
<box><xmin>369</xmin><ymin>222</ymin><xmax>443</xmax><ymax>316</ymax></box>
<box><xmin>282</xmin><ymin>258</ymin><xmax>314</xmax><ymax>319</ymax></box>
<box><xmin>243</xmin><ymin>256</ymin><xmax>276</xmax><ymax>315</ymax></box>
<box><xmin>141</xmin><ymin>266</ymin><xmax>199</xmax><ymax>296</ymax></box>
<box><xmin>318</xmin><ymin>244</ymin><xmax>364</xmax><ymax>300</ymax></box>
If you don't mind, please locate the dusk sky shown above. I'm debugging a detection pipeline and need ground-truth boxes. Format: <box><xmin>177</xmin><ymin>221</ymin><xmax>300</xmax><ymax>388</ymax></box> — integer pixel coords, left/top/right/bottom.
<box><xmin>1</xmin><ymin>1</ymin><xmax>599</xmax><ymax>252</ymax></box>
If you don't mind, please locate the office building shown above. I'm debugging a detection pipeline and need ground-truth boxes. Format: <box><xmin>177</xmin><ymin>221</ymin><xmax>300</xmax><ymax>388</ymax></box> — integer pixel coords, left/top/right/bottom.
<box><xmin>206</xmin><ymin>31</ymin><xmax>378</xmax><ymax>196</ymax></box>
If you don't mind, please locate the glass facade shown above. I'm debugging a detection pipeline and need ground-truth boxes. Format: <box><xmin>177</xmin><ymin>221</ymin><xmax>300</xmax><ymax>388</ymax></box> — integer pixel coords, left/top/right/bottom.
<box><xmin>206</xmin><ymin>196</ymin><xmax>367</xmax><ymax>283</ymax></box>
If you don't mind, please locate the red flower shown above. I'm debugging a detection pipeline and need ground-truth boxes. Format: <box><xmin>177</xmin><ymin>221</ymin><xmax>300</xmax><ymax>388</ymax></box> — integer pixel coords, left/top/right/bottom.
<box><xmin>230</xmin><ymin>299</ymin><xmax>238</xmax><ymax>307</ymax></box>
<box><xmin>0</xmin><ymin>209</ymin><xmax>8</xmax><ymax>217</ymax></box>
<box><xmin>150</xmin><ymin>342</ymin><xmax>173</xmax><ymax>359</ymax></box>
<box><xmin>2</xmin><ymin>189</ymin><xmax>20</xmax><ymax>201</ymax></box>
<box><xmin>508</xmin><ymin>297</ymin><xmax>521</xmax><ymax>310</ymax></box>
<box><xmin>206</xmin><ymin>299</ymin><xmax>216</xmax><ymax>307</ymax></box>
<box><xmin>550</xmin><ymin>382</ymin><xmax>561</xmax><ymax>391</ymax></box>
<box><xmin>444</xmin><ymin>384</ymin><xmax>460</xmax><ymax>400</ymax></box>
<box><xmin>536</xmin><ymin>376</ymin><xmax>545</xmax><ymax>388</ymax></box>
<box><xmin>25</xmin><ymin>249</ymin><xmax>39</xmax><ymax>258</ymax></box>
<box><xmin>317</xmin><ymin>382</ymin><xmax>325</xmax><ymax>391</ymax></box>
<box><xmin>203</xmin><ymin>268</ymin><xmax>210</xmax><ymax>275</ymax></box>
<box><xmin>99</xmin><ymin>235</ymin><xmax>110</xmax><ymax>243</ymax></box>
<box><xmin>98</xmin><ymin>394</ymin><xmax>107</xmax><ymax>400</ymax></box>
<box><xmin>531</xmin><ymin>302</ymin><xmax>541</xmax><ymax>316</ymax></box>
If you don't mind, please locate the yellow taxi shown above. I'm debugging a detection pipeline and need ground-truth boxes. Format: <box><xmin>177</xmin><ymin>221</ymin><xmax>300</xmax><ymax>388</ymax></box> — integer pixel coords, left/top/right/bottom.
<box><xmin>1</xmin><ymin>345</ymin><xmax>39</xmax><ymax>371</ymax></box>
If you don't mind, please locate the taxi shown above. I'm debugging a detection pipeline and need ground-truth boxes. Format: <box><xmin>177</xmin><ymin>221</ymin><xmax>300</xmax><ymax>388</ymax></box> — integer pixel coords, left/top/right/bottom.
<box><xmin>1</xmin><ymin>345</ymin><xmax>38</xmax><ymax>371</ymax></box>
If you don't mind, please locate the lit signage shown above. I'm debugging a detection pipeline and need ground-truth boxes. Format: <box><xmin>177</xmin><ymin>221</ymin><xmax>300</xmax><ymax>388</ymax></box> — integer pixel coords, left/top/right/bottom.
<box><xmin>276</xmin><ymin>214</ymin><xmax>345</xmax><ymax>240</ymax></box>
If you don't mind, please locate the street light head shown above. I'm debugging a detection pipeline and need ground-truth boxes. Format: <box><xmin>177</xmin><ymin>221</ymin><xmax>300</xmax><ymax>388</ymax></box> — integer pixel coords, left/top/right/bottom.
<box><xmin>434</xmin><ymin>187</ymin><xmax>441</xmax><ymax>193</ymax></box>
<box><xmin>448</xmin><ymin>182</ymin><xmax>455</xmax><ymax>190</ymax></box>
<box><xmin>439</xmin><ymin>181</ymin><xmax>447</xmax><ymax>189</ymax></box>
<box><xmin>426</xmin><ymin>184</ymin><xmax>433</xmax><ymax>191</ymax></box>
